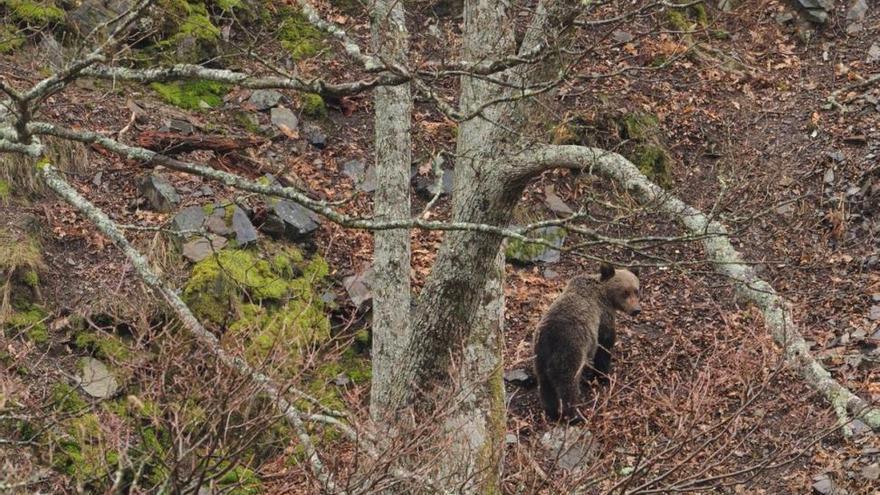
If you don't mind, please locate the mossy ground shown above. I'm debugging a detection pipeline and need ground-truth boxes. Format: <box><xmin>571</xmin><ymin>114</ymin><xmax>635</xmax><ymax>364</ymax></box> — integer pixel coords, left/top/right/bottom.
<box><xmin>3</xmin><ymin>0</ymin><xmax>64</xmax><ymax>26</ymax></box>
<box><xmin>0</xmin><ymin>23</ymin><xmax>24</xmax><ymax>53</ymax></box>
<box><xmin>279</xmin><ymin>9</ymin><xmax>324</xmax><ymax>60</ymax></box>
<box><xmin>151</xmin><ymin>80</ymin><xmax>229</xmax><ymax>109</ymax></box>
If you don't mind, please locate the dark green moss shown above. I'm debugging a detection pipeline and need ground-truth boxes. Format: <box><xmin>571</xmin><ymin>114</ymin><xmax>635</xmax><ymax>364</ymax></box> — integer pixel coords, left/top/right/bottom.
<box><xmin>631</xmin><ymin>144</ymin><xmax>671</xmax><ymax>187</ymax></box>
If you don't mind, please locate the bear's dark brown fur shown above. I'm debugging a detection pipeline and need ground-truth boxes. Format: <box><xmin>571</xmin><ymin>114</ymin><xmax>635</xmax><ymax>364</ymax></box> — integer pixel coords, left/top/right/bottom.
<box><xmin>534</xmin><ymin>263</ymin><xmax>641</xmax><ymax>422</ymax></box>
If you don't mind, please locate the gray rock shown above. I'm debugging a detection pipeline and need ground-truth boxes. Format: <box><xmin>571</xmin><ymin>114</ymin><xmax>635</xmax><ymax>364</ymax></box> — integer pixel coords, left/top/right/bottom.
<box><xmin>868</xmin><ymin>44</ymin><xmax>880</xmax><ymax>64</ymax></box>
<box><xmin>861</xmin><ymin>462</ymin><xmax>880</xmax><ymax>481</ymax></box>
<box><xmin>182</xmin><ymin>235</ymin><xmax>227</xmax><ymax>262</ymax></box>
<box><xmin>92</xmin><ymin>170</ymin><xmax>103</xmax><ymax>187</ymax></box>
<box><xmin>544</xmin><ymin>185</ymin><xmax>574</xmax><ymax>215</ymax></box>
<box><xmin>846</xmin><ymin>0</ymin><xmax>868</xmax><ymax>22</ymax></box>
<box><xmin>824</xmin><ymin>168</ymin><xmax>835</xmax><ymax>185</ymax></box>
<box><xmin>775</xmin><ymin>12</ymin><xmax>796</xmax><ymax>25</ymax></box>
<box><xmin>172</xmin><ymin>205</ymin><xmax>207</xmax><ymax>237</ymax></box>
<box><xmin>160</xmin><ymin>119</ymin><xmax>195</xmax><ymax>135</ymax></box>
<box><xmin>611</xmin><ymin>30</ymin><xmax>634</xmax><ymax>43</ymax></box>
<box><xmin>263</xmin><ymin>198</ymin><xmax>320</xmax><ymax>240</ymax></box>
<box><xmin>202</xmin><ymin>204</ymin><xmax>257</xmax><ymax>246</ymax></box>
<box><xmin>342</xmin><ymin>159</ymin><xmax>376</xmax><ymax>192</ymax></box>
<box><xmin>39</xmin><ymin>34</ymin><xmax>65</xmax><ymax>70</ymax></box>
<box><xmin>79</xmin><ymin>358</ymin><xmax>118</xmax><ymax>399</ymax></box>
<box><xmin>811</xmin><ymin>474</ymin><xmax>844</xmax><ymax>495</ymax></box>
<box><xmin>540</xmin><ymin>426</ymin><xmax>594</xmax><ymax>472</ymax></box>
<box><xmin>139</xmin><ymin>173</ymin><xmax>180</xmax><ymax>212</ymax></box>
<box><xmin>343</xmin><ymin>267</ymin><xmax>374</xmax><ymax>308</ymax></box>
<box><xmin>414</xmin><ymin>168</ymin><xmax>454</xmax><ymax>199</ymax></box>
<box><xmin>826</xmin><ymin>150</ymin><xmax>845</xmax><ymax>163</ymax></box>
<box><xmin>332</xmin><ymin>373</ymin><xmax>351</xmax><ymax>386</ymax></box>
<box><xmin>796</xmin><ymin>0</ymin><xmax>834</xmax><ymax>23</ymax></box>
<box><xmin>868</xmin><ymin>305</ymin><xmax>880</xmax><ymax>320</ymax></box>
<box><xmin>305</xmin><ymin>126</ymin><xmax>327</xmax><ymax>149</ymax></box>
<box><xmin>503</xmin><ymin>368</ymin><xmax>534</xmax><ymax>386</ymax></box>
<box><xmin>505</xmin><ymin>433</ymin><xmax>518</xmax><ymax>445</ymax></box>
<box><xmin>543</xmin><ymin>268</ymin><xmax>560</xmax><ymax>280</ymax></box>
<box><xmin>249</xmin><ymin>90</ymin><xmax>283</xmax><ymax>111</ymax></box>
<box><xmin>68</xmin><ymin>0</ymin><xmax>134</xmax><ymax>37</ymax></box>
<box><xmin>271</xmin><ymin>107</ymin><xmax>299</xmax><ymax>135</ymax></box>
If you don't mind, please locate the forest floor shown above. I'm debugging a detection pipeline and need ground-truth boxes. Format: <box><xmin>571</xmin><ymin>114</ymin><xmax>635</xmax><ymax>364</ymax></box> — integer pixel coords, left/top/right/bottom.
<box><xmin>2</xmin><ymin>0</ymin><xmax>880</xmax><ymax>493</ymax></box>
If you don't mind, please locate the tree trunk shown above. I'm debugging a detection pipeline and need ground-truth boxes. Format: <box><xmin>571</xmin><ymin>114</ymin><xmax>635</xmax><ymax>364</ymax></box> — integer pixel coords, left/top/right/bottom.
<box><xmin>369</xmin><ymin>0</ymin><xmax>413</xmax><ymax>421</ymax></box>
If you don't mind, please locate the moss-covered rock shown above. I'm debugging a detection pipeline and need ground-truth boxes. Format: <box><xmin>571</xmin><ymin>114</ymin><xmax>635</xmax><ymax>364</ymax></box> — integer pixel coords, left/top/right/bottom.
<box><xmin>0</xmin><ymin>24</ymin><xmax>25</xmax><ymax>53</ymax></box>
<box><xmin>301</xmin><ymin>93</ymin><xmax>327</xmax><ymax>118</ymax></box>
<box><xmin>666</xmin><ymin>2</ymin><xmax>709</xmax><ymax>32</ymax></box>
<box><xmin>3</xmin><ymin>0</ymin><xmax>65</xmax><ymax>26</ymax></box>
<box><xmin>151</xmin><ymin>80</ymin><xmax>228</xmax><ymax>109</ymax></box>
<box><xmin>152</xmin><ymin>1</ymin><xmax>222</xmax><ymax>63</ymax></box>
<box><xmin>279</xmin><ymin>8</ymin><xmax>324</xmax><ymax>60</ymax></box>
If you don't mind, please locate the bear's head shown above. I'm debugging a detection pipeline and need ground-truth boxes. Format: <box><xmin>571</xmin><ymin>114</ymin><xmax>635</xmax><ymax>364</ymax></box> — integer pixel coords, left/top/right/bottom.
<box><xmin>599</xmin><ymin>263</ymin><xmax>641</xmax><ymax>316</ymax></box>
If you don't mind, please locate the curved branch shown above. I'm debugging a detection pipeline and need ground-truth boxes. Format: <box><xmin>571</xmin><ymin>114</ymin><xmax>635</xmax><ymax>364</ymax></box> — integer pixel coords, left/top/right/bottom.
<box><xmin>522</xmin><ymin>144</ymin><xmax>880</xmax><ymax>432</ymax></box>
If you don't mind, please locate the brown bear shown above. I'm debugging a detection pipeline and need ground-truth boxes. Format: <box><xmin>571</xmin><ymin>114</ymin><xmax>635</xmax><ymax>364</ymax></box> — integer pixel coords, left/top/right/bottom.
<box><xmin>534</xmin><ymin>263</ymin><xmax>641</xmax><ymax>422</ymax></box>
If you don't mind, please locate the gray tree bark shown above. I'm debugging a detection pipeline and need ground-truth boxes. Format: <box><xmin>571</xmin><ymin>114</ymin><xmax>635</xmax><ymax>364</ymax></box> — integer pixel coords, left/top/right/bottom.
<box><xmin>369</xmin><ymin>0</ymin><xmax>413</xmax><ymax>421</ymax></box>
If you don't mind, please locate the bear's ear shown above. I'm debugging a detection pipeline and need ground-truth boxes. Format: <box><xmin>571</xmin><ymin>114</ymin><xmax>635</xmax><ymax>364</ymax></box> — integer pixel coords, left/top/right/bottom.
<box><xmin>599</xmin><ymin>263</ymin><xmax>615</xmax><ymax>281</ymax></box>
<box><xmin>629</xmin><ymin>266</ymin><xmax>640</xmax><ymax>277</ymax></box>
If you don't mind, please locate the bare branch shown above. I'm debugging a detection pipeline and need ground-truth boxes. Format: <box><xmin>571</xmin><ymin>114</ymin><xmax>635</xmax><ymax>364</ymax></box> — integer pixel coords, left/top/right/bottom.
<box><xmin>82</xmin><ymin>64</ymin><xmax>407</xmax><ymax>98</ymax></box>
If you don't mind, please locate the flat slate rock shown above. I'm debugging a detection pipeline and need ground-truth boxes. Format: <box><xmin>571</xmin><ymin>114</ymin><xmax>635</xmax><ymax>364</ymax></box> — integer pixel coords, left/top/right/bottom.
<box><xmin>172</xmin><ymin>205</ymin><xmax>207</xmax><ymax>237</ymax></box>
<box><xmin>182</xmin><ymin>234</ymin><xmax>228</xmax><ymax>262</ymax></box>
<box><xmin>79</xmin><ymin>358</ymin><xmax>119</xmax><ymax>399</ymax></box>
<box><xmin>271</xmin><ymin>106</ymin><xmax>299</xmax><ymax>135</ymax></box>
<box><xmin>540</xmin><ymin>426</ymin><xmax>594</xmax><ymax>472</ymax></box>
<box><xmin>139</xmin><ymin>173</ymin><xmax>180</xmax><ymax>212</ymax></box>
<box><xmin>343</xmin><ymin>267</ymin><xmax>374</xmax><ymax>308</ymax></box>
<box><xmin>258</xmin><ymin>174</ymin><xmax>320</xmax><ymax>240</ymax></box>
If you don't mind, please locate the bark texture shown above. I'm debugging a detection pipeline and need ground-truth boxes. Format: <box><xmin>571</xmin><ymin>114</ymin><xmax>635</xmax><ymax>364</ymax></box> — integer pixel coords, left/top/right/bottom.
<box><xmin>369</xmin><ymin>0</ymin><xmax>414</xmax><ymax>421</ymax></box>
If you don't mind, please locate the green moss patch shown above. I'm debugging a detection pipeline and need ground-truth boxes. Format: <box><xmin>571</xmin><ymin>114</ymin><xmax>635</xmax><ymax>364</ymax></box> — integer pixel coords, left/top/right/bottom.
<box><xmin>666</xmin><ymin>2</ymin><xmax>709</xmax><ymax>32</ymax></box>
<box><xmin>53</xmin><ymin>413</ymin><xmax>119</xmax><ymax>485</ymax></box>
<box><xmin>183</xmin><ymin>245</ymin><xmax>331</xmax><ymax>376</ymax></box>
<box><xmin>218</xmin><ymin>465</ymin><xmax>262</xmax><ymax>495</ymax></box>
<box><xmin>3</xmin><ymin>0</ymin><xmax>65</xmax><ymax>26</ymax></box>
<box><xmin>5</xmin><ymin>304</ymin><xmax>49</xmax><ymax>343</ymax></box>
<box><xmin>74</xmin><ymin>331</ymin><xmax>132</xmax><ymax>361</ymax></box>
<box><xmin>279</xmin><ymin>9</ymin><xmax>324</xmax><ymax>60</ymax></box>
<box><xmin>150</xmin><ymin>80</ymin><xmax>228</xmax><ymax>109</ymax></box>
<box><xmin>50</xmin><ymin>383</ymin><xmax>88</xmax><ymax>413</ymax></box>
<box><xmin>301</xmin><ymin>93</ymin><xmax>327</xmax><ymax>118</ymax></box>
<box><xmin>0</xmin><ymin>24</ymin><xmax>25</xmax><ymax>53</ymax></box>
